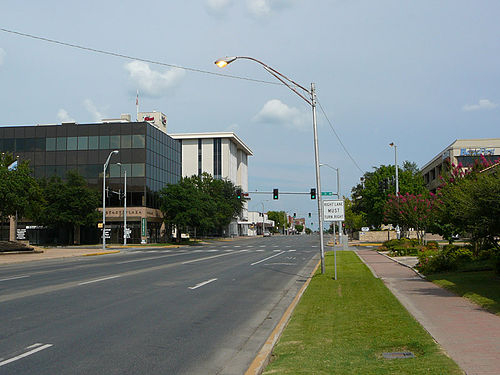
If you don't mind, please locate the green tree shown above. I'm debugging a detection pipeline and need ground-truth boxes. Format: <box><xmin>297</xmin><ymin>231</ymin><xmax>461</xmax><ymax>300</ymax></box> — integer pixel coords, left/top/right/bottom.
<box><xmin>295</xmin><ymin>224</ymin><xmax>304</xmax><ymax>233</ymax></box>
<box><xmin>351</xmin><ymin>161</ymin><xmax>426</xmax><ymax>228</ymax></box>
<box><xmin>267</xmin><ymin>211</ymin><xmax>288</xmax><ymax>233</ymax></box>
<box><xmin>343</xmin><ymin>197</ymin><xmax>366</xmax><ymax>233</ymax></box>
<box><xmin>0</xmin><ymin>153</ymin><xmax>43</xmax><ymax>234</ymax></box>
<box><xmin>36</xmin><ymin>170</ymin><xmax>100</xmax><ymax>244</ymax></box>
<box><xmin>159</xmin><ymin>173</ymin><xmax>245</xmax><ymax>240</ymax></box>
<box><xmin>433</xmin><ymin>160</ymin><xmax>500</xmax><ymax>252</ymax></box>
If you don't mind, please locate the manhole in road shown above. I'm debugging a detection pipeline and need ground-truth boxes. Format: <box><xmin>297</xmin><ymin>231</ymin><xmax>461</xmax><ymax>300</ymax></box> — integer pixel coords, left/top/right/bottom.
<box><xmin>382</xmin><ymin>352</ymin><xmax>415</xmax><ymax>359</ymax></box>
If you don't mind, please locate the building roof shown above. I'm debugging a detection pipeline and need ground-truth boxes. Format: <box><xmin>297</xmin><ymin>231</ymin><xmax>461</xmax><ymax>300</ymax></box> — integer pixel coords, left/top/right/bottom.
<box><xmin>169</xmin><ymin>132</ymin><xmax>253</xmax><ymax>156</ymax></box>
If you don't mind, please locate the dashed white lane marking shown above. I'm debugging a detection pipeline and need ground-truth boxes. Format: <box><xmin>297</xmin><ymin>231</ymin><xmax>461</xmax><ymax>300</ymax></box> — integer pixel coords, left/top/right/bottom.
<box><xmin>251</xmin><ymin>251</ymin><xmax>286</xmax><ymax>266</ymax></box>
<box><xmin>78</xmin><ymin>275</ymin><xmax>121</xmax><ymax>285</ymax></box>
<box><xmin>288</xmin><ymin>249</ymin><xmax>296</xmax><ymax>252</ymax></box>
<box><xmin>286</xmin><ymin>246</ymin><xmax>291</xmax><ymax>248</ymax></box>
<box><xmin>256</xmin><ymin>250</ymin><xmax>264</xmax><ymax>252</ymax></box>
<box><xmin>0</xmin><ymin>343</ymin><xmax>53</xmax><ymax>367</ymax></box>
<box><xmin>273</xmin><ymin>245</ymin><xmax>279</xmax><ymax>247</ymax></box>
<box><xmin>273</xmin><ymin>250</ymin><xmax>281</xmax><ymax>252</ymax></box>
<box><xmin>189</xmin><ymin>278</ymin><xmax>217</xmax><ymax>290</ymax></box>
<box><xmin>259</xmin><ymin>245</ymin><xmax>266</xmax><ymax>248</ymax></box>
<box><xmin>0</xmin><ymin>275</ymin><xmax>30</xmax><ymax>282</ymax></box>
<box><xmin>117</xmin><ymin>254</ymin><xmax>178</xmax><ymax>264</ymax></box>
<box><xmin>234</xmin><ymin>246</ymin><xmax>241</xmax><ymax>248</ymax></box>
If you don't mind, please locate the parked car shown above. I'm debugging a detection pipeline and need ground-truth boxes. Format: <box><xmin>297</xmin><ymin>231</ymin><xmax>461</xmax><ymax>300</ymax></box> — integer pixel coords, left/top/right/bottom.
<box><xmin>263</xmin><ymin>231</ymin><xmax>271</xmax><ymax>237</ymax></box>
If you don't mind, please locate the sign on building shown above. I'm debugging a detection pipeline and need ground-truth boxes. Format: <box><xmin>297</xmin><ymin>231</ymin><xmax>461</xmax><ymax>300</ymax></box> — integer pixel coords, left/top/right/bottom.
<box><xmin>323</xmin><ymin>200</ymin><xmax>345</xmax><ymax>222</ymax></box>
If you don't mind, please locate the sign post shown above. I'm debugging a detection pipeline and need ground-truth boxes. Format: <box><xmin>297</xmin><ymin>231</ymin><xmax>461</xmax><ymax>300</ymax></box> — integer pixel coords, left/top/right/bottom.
<box><xmin>322</xmin><ymin>199</ymin><xmax>345</xmax><ymax>280</ymax></box>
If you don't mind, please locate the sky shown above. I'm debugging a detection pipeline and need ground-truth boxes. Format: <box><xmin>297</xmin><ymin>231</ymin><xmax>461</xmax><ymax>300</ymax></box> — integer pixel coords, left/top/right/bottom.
<box><xmin>1</xmin><ymin>0</ymin><xmax>499</xmax><ymax>230</ymax></box>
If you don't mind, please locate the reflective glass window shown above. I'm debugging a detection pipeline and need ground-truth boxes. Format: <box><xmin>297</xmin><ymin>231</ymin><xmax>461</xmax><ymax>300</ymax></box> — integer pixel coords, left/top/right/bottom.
<box><xmin>132</xmin><ymin>163</ymin><xmax>145</xmax><ymax>177</ymax></box>
<box><xmin>46</xmin><ymin>138</ymin><xmax>56</xmax><ymax>151</ymax></box>
<box><xmin>109</xmin><ymin>164</ymin><xmax>120</xmax><ymax>178</ymax></box>
<box><xmin>35</xmin><ymin>138</ymin><xmax>45</xmax><ymax>151</ymax></box>
<box><xmin>67</xmin><ymin>137</ymin><xmax>78</xmax><ymax>150</ymax></box>
<box><xmin>88</xmin><ymin>136</ymin><xmax>99</xmax><ymax>150</ymax></box>
<box><xmin>110</xmin><ymin>135</ymin><xmax>120</xmax><ymax>149</ymax></box>
<box><xmin>56</xmin><ymin>137</ymin><xmax>67</xmax><ymax>151</ymax></box>
<box><xmin>121</xmin><ymin>134</ymin><xmax>132</xmax><ymax>148</ymax></box>
<box><xmin>78</xmin><ymin>136</ymin><xmax>88</xmax><ymax>150</ymax></box>
<box><xmin>99</xmin><ymin>136</ymin><xmax>109</xmax><ymax>149</ymax></box>
<box><xmin>132</xmin><ymin>134</ymin><xmax>145</xmax><ymax>148</ymax></box>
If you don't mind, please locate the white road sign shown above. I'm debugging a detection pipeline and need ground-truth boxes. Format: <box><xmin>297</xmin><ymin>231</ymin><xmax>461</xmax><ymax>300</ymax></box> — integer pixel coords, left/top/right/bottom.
<box><xmin>323</xmin><ymin>199</ymin><xmax>345</xmax><ymax>221</ymax></box>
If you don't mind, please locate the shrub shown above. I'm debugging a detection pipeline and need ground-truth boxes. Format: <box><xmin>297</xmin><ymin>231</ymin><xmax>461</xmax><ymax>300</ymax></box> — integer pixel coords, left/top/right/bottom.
<box><xmin>425</xmin><ymin>241</ymin><xmax>439</xmax><ymax>250</ymax></box>
<box><xmin>417</xmin><ymin>250</ymin><xmax>455</xmax><ymax>274</ymax></box>
<box><xmin>390</xmin><ymin>246</ymin><xmax>420</xmax><ymax>257</ymax></box>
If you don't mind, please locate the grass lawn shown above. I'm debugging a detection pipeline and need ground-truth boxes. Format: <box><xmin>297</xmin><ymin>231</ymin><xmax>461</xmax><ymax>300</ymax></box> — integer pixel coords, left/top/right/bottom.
<box><xmin>263</xmin><ymin>251</ymin><xmax>462</xmax><ymax>375</ymax></box>
<box><xmin>427</xmin><ymin>270</ymin><xmax>500</xmax><ymax>316</ymax></box>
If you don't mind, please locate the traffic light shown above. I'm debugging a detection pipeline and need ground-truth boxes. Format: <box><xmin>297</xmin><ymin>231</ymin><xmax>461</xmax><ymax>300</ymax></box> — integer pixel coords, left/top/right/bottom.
<box><xmin>310</xmin><ymin>188</ymin><xmax>316</xmax><ymax>199</ymax></box>
<box><xmin>236</xmin><ymin>189</ymin><xmax>242</xmax><ymax>199</ymax></box>
<box><xmin>293</xmin><ymin>213</ymin><xmax>296</xmax><ymax>218</ymax></box>
<box><xmin>308</xmin><ymin>213</ymin><xmax>311</xmax><ymax>218</ymax></box>
<box><xmin>273</xmin><ymin>188</ymin><xmax>279</xmax><ymax>200</ymax></box>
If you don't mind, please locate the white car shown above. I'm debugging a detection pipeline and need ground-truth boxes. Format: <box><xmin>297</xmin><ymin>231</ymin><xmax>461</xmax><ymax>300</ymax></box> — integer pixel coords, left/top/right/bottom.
<box><xmin>263</xmin><ymin>231</ymin><xmax>271</xmax><ymax>237</ymax></box>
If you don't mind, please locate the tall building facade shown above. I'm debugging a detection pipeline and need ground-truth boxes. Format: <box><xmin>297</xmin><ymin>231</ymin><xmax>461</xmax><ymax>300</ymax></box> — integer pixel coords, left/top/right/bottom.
<box><xmin>170</xmin><ymin>132</ymin><xmax>252</xmax><ymax>236</ymax></box>
<box><xmin>0</xmin><ymin>112</ymin><xmax>181</xmax><ymax>244</ymax></box>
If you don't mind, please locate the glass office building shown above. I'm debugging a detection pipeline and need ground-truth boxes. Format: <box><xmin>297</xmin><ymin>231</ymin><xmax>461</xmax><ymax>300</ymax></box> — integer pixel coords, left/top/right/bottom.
<box><xmin>0</xmin><ymin>119</ymin><xmax>181</xmax><ymax>244</ymax></box>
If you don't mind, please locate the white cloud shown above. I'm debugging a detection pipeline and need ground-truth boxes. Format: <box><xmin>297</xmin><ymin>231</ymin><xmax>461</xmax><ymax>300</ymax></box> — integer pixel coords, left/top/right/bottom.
<box><xmin>124</xmin><ymin>60</ymin><xmax>186</xmax><ymax>97</ymax></box>
<box><xmin>206</xmin><ymin>0</ymin><xmax>232</xmax><ymax>13</ymax></box>
<box><xmin>462</xmin><ymin>99</ymin><xmax>498</xmax><ymax>111</ymax></box>
<box><xmin>253</xmin><ymin>99</ymin><xmax>309</xmax><ymax>131</ymax></box>
<box><xmin>0</xmin><ymin>48</ymin><xmax>5</xmax><ymax>66</ymax></box>
<box><xmin>246</xmin><ymin>0</ymin><xmax>293</xmax><ymax>17</ymax></box>
<box><xmin>83</xmin><ymin>99</ymin><xmax>106</xmax><ymax>122</ymax></box>
<box><xmin>57</xmin><ymin>109</ymin><xmax>75</xmax><ymax>123</ymax></box>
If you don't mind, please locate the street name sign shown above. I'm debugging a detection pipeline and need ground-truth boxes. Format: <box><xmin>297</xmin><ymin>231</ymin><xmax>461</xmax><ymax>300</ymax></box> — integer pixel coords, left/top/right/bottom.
<box><xmin>323</xmin><ymin>199</ymin><xmax>345</xmax><ymax>221</ymax></box>
<box><xmin>321</xmin><ymin>191</ymin><xmax>334</xmax><ymax>196</ymax></box>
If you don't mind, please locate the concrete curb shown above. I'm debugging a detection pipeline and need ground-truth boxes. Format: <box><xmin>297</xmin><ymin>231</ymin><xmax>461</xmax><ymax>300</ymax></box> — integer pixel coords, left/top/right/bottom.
<box><xmin>377</xmin><ymin>251</ymin><xmax>426</xmax><ymax>279</ymax></box>
<box><xmin>82</xmin><ymin>250</ymin><xmax>121</xmax><ymax>257</ymax></box>
<box><xmin>244</xmin><ymin>259</ymin><xmax>321</xmax><ymax>375</ymax></box>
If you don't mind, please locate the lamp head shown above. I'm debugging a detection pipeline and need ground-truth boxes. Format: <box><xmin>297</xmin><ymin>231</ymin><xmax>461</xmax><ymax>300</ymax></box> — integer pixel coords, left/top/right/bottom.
<box><xmin>113</xmin><ymin>150</ymin><xmax>119</xmax><ymax>154</ymax></box>
<box><xmin>215</xmin><ymin>56</ymin><xmax>237</xmax><ymax>68</ymax></box>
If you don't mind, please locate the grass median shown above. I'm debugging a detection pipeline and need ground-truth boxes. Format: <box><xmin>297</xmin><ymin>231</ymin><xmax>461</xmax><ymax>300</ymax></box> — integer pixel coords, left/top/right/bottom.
<box><xmin>263</xmin><ymin>251</ymin><xmax>462</xmax><ymax>375</ymax></box>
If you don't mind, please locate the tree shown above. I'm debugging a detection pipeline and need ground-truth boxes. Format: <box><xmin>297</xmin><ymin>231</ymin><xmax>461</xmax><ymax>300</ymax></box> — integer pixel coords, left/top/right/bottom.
<box><xmin>295</xmin><ymin>224</ymin><xmax>304</xmax><ymax>233</ymax></box>
<box><xmin>36</xmin><ymin>170</ymin><xmax>100</xmax><ymax>244</ymax></box>
<box><xmin>267</xmin><ymin>211</ymin><xmax>288</xmax><ymax>233</ymax></box>
<box><xmin>433</xmin><ymin>159</ymin><xmax>500</xmax><ymax>252</ymax></box>
<box><xmin>351</xmin><ymin>162</ymin><xmax>426</xmax><ymax>228</ymax></box>
<box><xmin>159</xmin><ymin>173</ymin><xmax>245</xmax><ymax>240</ymax></box>
<box><xmin>0</xmin><ymin>153</ymin><xmax>43</xmax><ymax>236</ymax></box>
<box><xmin>343</xmin><ymin>197</ymin><xmax>366</xmax><ymax>233</ymax></box>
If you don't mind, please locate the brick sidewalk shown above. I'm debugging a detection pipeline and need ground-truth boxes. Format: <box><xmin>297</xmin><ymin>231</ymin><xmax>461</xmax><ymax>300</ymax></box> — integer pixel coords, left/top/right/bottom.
<box><xmin>356</xmin><ymin>249</ymin><xmax>500</xmax><ymax>375</ymax></box>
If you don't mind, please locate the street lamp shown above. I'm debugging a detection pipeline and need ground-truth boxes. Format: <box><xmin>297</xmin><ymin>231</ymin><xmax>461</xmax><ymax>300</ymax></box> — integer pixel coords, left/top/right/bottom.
<box><xmin>116</xmin><ymin>163</ymin><xmax>128</xmax><ymax>245</ymax></box>
<box><xmin>102</xmin><ymin>150</ymin><xmax>119</xmax><ymax>249</ymax></box>
<box><xmin>215</xmin><ymin>56</ymin><xmax>326</xmax><ymax>274</ymax></box>
<box><xmin>389</xmin><ymin>142</ymin><xmax>400</xmax><ymax>239</ymax></box>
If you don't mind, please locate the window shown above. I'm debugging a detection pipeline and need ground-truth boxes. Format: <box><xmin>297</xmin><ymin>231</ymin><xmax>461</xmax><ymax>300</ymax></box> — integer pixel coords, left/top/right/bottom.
<box><xmin>110</xmin><ymin>135</ymin><xmax>120</xmax><ymax>149</ymax></box>
<box><xmin>78</xmin><ymin>136</ymin><xmax>89</xmax><ymax>150</ymax></box>
<box><xmin>46</xmin><ymin>138</ymin><xmax>56</xmax><ymax>151</ymax></box>
<box><xmin>67</xmin><ymin>137</ymin><xmax>78</xmax><ymax>150</ymax></box>
<box><xmin>56</xmin><ymin>137</ymin><xmax>67</xmax><ymax>151</ymax></box>
<box><xmin>121</xmin><ymin>134</ymin><xmax>132</xmax><ymax>148</ymax></box>
<box><xmin>99</xmin><ymin>136</ymin><xmax>109</xmax><ymax>149</ymax></box>
<box><xmin>88</xmin><ymin>136</ymin><xmax>99</xmax><ymax>150</ymax></box>
<box><xmin>213</xmin><ymin>138</ymin><xmax>222</xmax><ymax>179</ymax></box>
<box><xmin>132</xmin><ymin>134</ymin><xmax>145</xmax><ymax>148</ymax></box>
<box><xmin>132</xmin><ymin>163</ymin><xmax>145</xmax><ymax>177</ymax></box>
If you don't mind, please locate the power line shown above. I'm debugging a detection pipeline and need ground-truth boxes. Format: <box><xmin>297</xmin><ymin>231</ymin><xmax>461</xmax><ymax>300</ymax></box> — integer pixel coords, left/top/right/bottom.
<box><xmin>0</xmin><ymin>27</ymin><xmax>282</xmax><ymax>87</ymax></box>
<box><xmin>316</xmin><ymin>98</ymin><xmax>366</xmax><ymax>174</ymax></box>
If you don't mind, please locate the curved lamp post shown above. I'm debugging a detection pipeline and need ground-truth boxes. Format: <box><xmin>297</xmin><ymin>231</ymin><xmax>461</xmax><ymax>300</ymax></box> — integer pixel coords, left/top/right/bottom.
<box><xmin>216</xmin><ymin>56</ymin><xmax>326</xmax><ymax>273</ymax></box>
<box><xmin>389</xmin><ymin>142</ymin><xmax>400</xmax><ymax>239</ymax></box>
<box><xmin>102</xmin><ymin>150</ymin><xmax>119</xmax><ymax>249</ymax></box>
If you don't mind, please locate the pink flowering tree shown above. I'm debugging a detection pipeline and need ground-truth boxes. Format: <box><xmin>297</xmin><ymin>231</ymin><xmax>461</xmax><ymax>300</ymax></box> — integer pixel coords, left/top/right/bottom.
<box><xmin>384</xmin><ymin>192</ymin><xmax>437</xmax><ymax>244</ymax></box>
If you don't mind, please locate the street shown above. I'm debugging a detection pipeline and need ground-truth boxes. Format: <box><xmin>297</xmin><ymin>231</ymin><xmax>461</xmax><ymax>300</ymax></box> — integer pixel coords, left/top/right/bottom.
<box><xmin>0</xmin><ymin>235</ymin><xmax>319</xmax><ymax>374</ymax></box>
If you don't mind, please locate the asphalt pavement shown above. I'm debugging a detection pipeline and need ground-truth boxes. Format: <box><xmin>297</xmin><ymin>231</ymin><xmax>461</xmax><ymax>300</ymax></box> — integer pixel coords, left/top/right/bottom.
<box><xmin>0</xmin><ymin>235</ymin><xmax>319</xmax><ymax>375</ymax></box>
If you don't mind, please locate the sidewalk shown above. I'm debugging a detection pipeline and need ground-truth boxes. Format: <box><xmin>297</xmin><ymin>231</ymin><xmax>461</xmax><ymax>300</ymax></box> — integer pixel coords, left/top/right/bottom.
<box><xmin>0</xmin><ymin>246</ymin><xmax>120</xmax><ymax>265</ymax></box>
<box><xmin>356</xmin><ymin>249</ymin><xmax>500</xmax><ymax>375</ymax></box>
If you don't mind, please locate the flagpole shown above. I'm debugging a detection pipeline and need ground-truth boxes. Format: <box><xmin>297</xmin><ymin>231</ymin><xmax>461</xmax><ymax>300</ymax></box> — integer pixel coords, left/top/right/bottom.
<box><xmin>136</xmin><ymin>90</ymin><xmax>139</xmax><ymax>121</ymax></box>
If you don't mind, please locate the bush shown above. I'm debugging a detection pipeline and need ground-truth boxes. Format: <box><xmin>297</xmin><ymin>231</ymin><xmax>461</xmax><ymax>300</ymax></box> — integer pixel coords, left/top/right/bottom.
<box><xmin>425</xmin><ymin>241</ymin><xmax>439</xmax><ymax>250</ymax></box>
<box><xmin>389</xmin><ymin>246</ymin><xmax>420</xmax><ymax>257</ymax></box>
<box><xmin>417</xmin><ymin>250</ymin><xmax>455</xmax><ymax>274</ymax></box>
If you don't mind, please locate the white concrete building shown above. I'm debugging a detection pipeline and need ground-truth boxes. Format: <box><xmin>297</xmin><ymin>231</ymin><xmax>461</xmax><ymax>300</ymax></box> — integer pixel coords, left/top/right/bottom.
<box><xmin>169</xmin><ymin>132</ymin><xmax>253</xmax><ymax>236</ymax></box>
<box><xmin>245</xmin><ymin>211</ymin><xmax>275</xmax><ymax>236</ymax></box>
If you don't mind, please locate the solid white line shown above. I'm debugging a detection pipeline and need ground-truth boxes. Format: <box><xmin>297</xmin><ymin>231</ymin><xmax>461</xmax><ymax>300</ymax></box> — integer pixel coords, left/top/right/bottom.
<box><xmin>78</xmin><ymin>275</ymin><xmax>121</xmax><ymax>285</ymax></box>
<box><xmin>0</xmin><ymin>344</ymin><xmax>53</xmax><ymax>367</ymax></box>
<box><xmin>117</xmin><ymin>254</ymin><xmax>177</xmax><ymax>264</ymax></box>
<box><xmin>189</xmin><ymin>278</ymin><xmax>217</xmax><ymax>290</ymax></box>
<box><xmin>251</xmin><ymin>251</ymin><xmax>285</xmax><ymax>266</ymax></box>
<box><xmin>0</xmin><ymin>275</ymin><xmax>30</xmax><ymax>282</ymax></box>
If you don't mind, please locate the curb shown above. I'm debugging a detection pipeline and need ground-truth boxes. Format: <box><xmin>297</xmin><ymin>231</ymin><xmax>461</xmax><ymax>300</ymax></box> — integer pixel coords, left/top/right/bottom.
<box><xmin>245</xmin><ymin>259</ymin><xmax>321</xmax><ymax>375</ymax></box>
<box><xmin>377</xmin><ymin>251</ymin><xmax>426</xmax><ymax>279</ymax></box>
<box><xmin>82</xmin><ymin>250</ymin><xmax>121</xmax><ymax>257</ymax></box>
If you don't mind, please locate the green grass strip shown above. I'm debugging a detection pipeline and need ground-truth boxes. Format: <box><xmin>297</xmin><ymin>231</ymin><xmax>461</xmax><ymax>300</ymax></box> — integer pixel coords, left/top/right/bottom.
<box><xmin>428</xmin><ymin>270</ymin><xmax>500</xmax><ymax>316</ymax></box>
<box><xmin>263</xmin><ymin>251</ymin><xmax>462</xmax><ymax>375</ymax></box>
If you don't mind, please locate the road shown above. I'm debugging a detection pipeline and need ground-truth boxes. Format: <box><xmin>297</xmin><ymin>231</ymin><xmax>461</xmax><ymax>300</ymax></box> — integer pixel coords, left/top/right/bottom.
<box><xmin>0</xmin><ymin>235</ymin><xmax>319</xmax><ymax>374</ymax></box>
